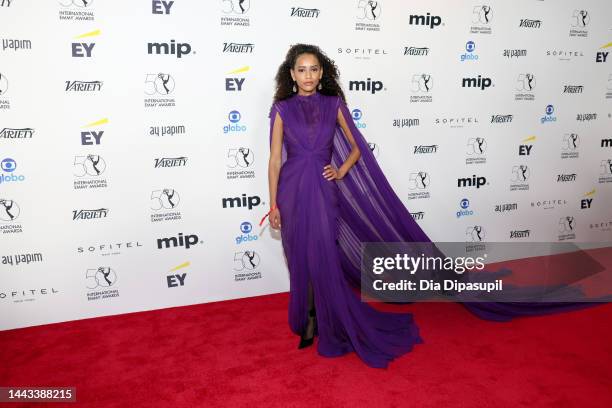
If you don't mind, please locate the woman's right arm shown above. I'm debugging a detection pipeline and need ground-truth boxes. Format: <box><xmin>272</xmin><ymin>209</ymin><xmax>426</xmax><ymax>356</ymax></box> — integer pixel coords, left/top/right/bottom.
<box><xmin>268</xmin><ymin>109</ymin><xmax>283</xmax><ymax>228</ymax></box>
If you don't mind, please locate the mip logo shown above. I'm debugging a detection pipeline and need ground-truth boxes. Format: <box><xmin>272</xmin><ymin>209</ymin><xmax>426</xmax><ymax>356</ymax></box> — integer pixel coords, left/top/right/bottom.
<box><xmin>409</xmin><ymin>12</ymin><xmax>442</xmax><ymax>29</ymax></box>
<box><xmin>71</xmin><ymin>29</ymin><xmax>99</xmax><ymax>58</ymax></box>
<box><xmin>80</xmin><ymin>118</ymin><xmax>108</xmax><ymax>145</ymax></box>
<box><xmin>60</xmin><ymin>0</ymin><xmax>95</xmax><ymax>8</ymax></box>
<box><xmin>357</xmin><ymin>0</ymin><xmax>381</xmax><ymax>21</ymax></box>
<box><xmin>348</xmin><ymin>78</ymin><xmax>385</xmax><ymax>94</ymax></box>
<box><xmin>148</xmin><ymin>40</ymin><xmax>193</xmax><ymax>58</ymax></box>
<box><xmin>457</xmin><ymin>198</ymin><xmax>474</xmax><ymax>218</ymax></box>
<box><xmin>352</xmin><ymin>108</ymin><xmax>367</xmax><ymax>129</ymax></box>
<box><xmin>1</xmin><ymin>158</ymin><xmax>25</xmax><ymax>184</ymax></box>
<box><xmin>596</xmin><ymin>43</ymin><xmax>611</xmax><ymax>63</ymax></box>
<box><xmin>145</xmin><ymin>73</ymin><xmax>175</xmax><ymax>95</ymax></box>
<box><xmin>224</xmin><ymin>110</ymin><xmax>247</xmax><ymax>133</ymax></box>
<box><xmin>462</xmin><ymin>75</ymin><xmax>492</xmax><ymax>90</ymax></box>
<box><xmin>226</xmin><ymin>66</ymin><xmax>249</xmax><ymax>91</ymax></box>
<box><xmin>221</xmin><ymin>194</ymin><xmax>262</xmax><ymax>210</ymax></box>
<box><xmin>222</xmin><ymin>0</ymin><xmax>251</xmax><ymax>14</ymax></box>
<box><xmin>541</xmin><ymin>104</ymin><xmax>557</xmax><ymax>124</ymax></box>
<box><xmin>457</xmin><ymin>174</ymin><xmax>488</xmax><ymax>188</ymax></box>
<box><xmin>0</xmin><ymin>198</ymin><xmax>20</xmax><ymax>221</ymax></box>
<box><xmin>460</xmin><ymin>41</ymin><xmax>478</xmax><ymax>61</ymax></box>
<box><xmin>236</xmin><ymin>221</ymin><xmax>258</xmax><ymax>244</ymax></box>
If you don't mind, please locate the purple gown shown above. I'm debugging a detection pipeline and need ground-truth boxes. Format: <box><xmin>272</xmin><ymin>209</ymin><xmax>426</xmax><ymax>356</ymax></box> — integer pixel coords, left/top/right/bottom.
<box><xmin>268</xmin><ymin>90</ymin><xmax>609</xmax><ymax>369</ymax></box>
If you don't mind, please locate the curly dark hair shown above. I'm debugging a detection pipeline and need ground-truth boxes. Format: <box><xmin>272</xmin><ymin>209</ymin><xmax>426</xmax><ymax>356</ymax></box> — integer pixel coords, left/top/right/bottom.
<box><xmin>272</xmin><ymin>43</ymin><xmax>346</xmax><ymax>104</ymax></box>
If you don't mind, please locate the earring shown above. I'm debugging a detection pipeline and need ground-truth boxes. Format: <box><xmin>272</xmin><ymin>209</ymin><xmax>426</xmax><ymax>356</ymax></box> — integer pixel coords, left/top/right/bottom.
<box><xmin>318</xmin><ymin>82</ymin><xmax>322</xmax><ymax>90</ymax></box>
<box><xmin>293</xmin><ymin>82</ymin><xmax>297</xmax><ymax>93</ymax></box>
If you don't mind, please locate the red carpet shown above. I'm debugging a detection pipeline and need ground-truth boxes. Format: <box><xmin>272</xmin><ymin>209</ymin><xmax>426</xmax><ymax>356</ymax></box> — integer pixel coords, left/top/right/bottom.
<box><xmin>0</xmin><ymin>293</ymin><xmax>610</xmax><ymax>407</ymax></box>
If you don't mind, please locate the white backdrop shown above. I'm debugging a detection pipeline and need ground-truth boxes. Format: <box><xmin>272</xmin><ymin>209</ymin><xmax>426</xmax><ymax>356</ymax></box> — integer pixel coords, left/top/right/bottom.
<box><xmin>1</xmin><ymin>0</ymin><xmax>611</xmax><ymax>330</ymax></box>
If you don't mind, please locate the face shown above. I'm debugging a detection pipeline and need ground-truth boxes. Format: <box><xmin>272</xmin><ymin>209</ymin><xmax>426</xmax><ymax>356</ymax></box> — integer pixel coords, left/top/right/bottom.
<box><xmin>290</xmin><ymin>53</ymin><xmax>323</xmax><ymax>94</ymax></box>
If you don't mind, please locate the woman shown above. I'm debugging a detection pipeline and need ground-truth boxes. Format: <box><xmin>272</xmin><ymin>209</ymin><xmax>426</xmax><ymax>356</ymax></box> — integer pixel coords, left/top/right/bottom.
<box><xmin>262</xmin><ymin>44</ymin><xmax>608</xmax><ymax>369</ymax></box>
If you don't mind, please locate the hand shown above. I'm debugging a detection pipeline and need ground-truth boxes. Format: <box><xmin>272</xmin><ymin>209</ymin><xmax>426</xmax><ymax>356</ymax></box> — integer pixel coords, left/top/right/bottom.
<box><xmin>322</xmin><ymin>164</ymin><xmax>344</xmax><ymax>181</ymax></box>
<box><xmin>269</xmin><ymin>208</ymin><xmax>281</xmax><ymax>230</ymax></box>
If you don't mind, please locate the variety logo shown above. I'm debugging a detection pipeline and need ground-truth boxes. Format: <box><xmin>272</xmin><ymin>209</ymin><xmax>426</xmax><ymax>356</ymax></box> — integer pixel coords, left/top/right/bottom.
<box><xmin>222</xmin><ymin>42</ymin><xmax>254</xmax><ymax>53</ymax></box>
<box><xmin>1</xmin><ymin>0</ymin><xmax>13</xmax><ymax>7</ymax></box>
<box><xmin>154</xmin><ymin>156</ymin><xmax>187</xmax><ymax>168</ymax></box>
<box><xmin>290</xmin><ymin>7</ymin><xmax>320</xmax><ymax>18</ymax></box>
<box><xmin>404</xmin><ymin>46</ymin><xmax>429</xmax><ymax>56</ymax></box>
<box><xmin>563</xmin><ymin>85</ymin><xmax>583</xmax><ymax>94</ymax></box>
<box><xmin>73</xmin><ymin>208</ymin><xmax>109</xmax><ymax>221</ymax></box>
<box><xmin>0</xmin><ymin>127</ymin><xmax>34</xmax><ymax>139</ymax></box>
<box><xmin>491</xmin><ymin>114</ymin><xmax>513</xmax><ymax>123</ymax></box>
<box><xmin>557</xmin><ymin>173</ymin><xmax>577</xmax><ymax>182</ymax></box>
<box><xmin>413</xmin><ymin>144</ymin><xmax>438</xmax><ymax>154</ymax></box>
<box><xmin>510</xmin><ymin>230</ymin><xmax>530</xmax><ymax>239</ymax></box>
<box><xmin>519</xmin><ymin>19</ymin><xmax>541</xmax><ymax>28</ymax></box>
<box><xmin>65</xmin><ymin>80</ymin><xmax>103</xmax><ymax>92</ymax></box>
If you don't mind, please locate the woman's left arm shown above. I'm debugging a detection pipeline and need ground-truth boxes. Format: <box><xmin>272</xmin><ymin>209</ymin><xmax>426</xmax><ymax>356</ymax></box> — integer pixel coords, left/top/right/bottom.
<box><xmin>334</xmin><ymin>106</ymin><xmax>361</xmax><ymax>179</ymax></box>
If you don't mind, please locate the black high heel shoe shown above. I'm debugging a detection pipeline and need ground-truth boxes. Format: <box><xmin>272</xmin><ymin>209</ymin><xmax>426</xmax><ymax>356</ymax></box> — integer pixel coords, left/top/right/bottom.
<box><xmin>298</xmin><ymin>308</ymin><xmax>317</xmax><ymax>349</ymax></box>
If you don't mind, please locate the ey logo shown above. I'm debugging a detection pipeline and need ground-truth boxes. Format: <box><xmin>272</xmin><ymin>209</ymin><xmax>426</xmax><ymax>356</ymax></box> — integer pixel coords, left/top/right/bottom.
<box><xmin>81</xmin><ymin>118</ymin><xmax>108</xmax><ymax>145</ymax></box>
<box><xmin>72</xmin><ymin>29</ymin><xmax>100</xmax><ymax>57</ymax></box>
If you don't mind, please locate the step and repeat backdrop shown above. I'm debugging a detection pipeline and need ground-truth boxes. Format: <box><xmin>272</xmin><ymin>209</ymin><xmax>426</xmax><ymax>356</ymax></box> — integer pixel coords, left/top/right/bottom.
<box><xmin>1</xmin><ymin>0</ymin><xmax>611</xmax><ymax>330</ymax></box>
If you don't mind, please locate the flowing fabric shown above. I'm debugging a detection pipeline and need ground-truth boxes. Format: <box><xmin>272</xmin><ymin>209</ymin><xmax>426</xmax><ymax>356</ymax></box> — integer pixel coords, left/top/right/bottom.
<box><xmin>268</xmin><ymin>91</ymin><xmax>609</xmax><ymax>368</ymax></box>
